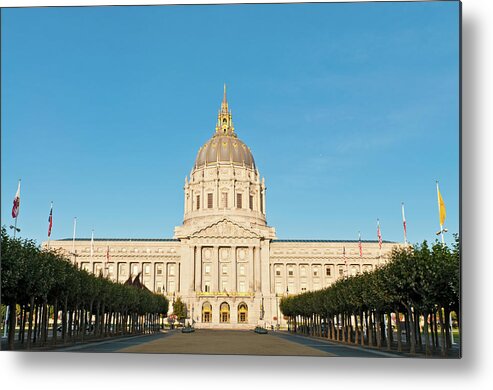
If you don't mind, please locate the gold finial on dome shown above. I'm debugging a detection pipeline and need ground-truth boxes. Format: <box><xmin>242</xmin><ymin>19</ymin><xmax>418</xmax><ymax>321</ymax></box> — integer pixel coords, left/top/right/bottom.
<box><xmin>216</xmin><ymin>83</ymin><xmax>235</xmax><ymax>136</ymax></box>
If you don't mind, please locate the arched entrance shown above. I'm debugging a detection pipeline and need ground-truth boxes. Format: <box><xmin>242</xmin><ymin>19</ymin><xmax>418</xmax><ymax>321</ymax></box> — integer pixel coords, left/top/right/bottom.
<box><xmin>202</xmin><ymin>302</ymin><xmax>212</xmax><ymax>323</ymax></box>
<box><xmin>238</xmin><ymin>302</ymin><xmax>248</xmax><ymax>323</ymax></box>
<box><xmin>219</xmin><ymin>302</ymin><xmax>230</xmax><ymax>323</ymax></box>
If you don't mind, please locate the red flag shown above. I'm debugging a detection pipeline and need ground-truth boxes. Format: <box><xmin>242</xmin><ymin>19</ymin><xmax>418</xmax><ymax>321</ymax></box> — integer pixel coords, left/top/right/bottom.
<box><xmin>358</xmin><ymin>232</ymin><xmax>363</xmax><ymax>257</ymax></box>
<box><xmin>47</xmin><ymin>203</ymin><xmax>53</xmax><ymax>237</ymax></box>
<box><xmin>377</xmin><ymin>219</ymin><xmax>382</xmax><ymax>250</ymax></box>
<box><xmin>12</xmin><ymin>181</ymin><xmax>21</xmax><ymax>218</ymax></box>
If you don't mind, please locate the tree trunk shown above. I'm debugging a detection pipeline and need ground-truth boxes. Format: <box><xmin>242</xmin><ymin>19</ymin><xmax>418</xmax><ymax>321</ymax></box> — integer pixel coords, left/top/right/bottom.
<box><xmin>415</xmin><ymin>310</ymin><xmax>422</xmax><ymax>351</ymax></box>
<box><xmin>445</xmin><ymin>306</ymin><xmax>452</xmax><ymax>349</ymax></box>
<box><xmin>395</xmin><ymin>308</ymin><xmax>402</xmax><ymax>352</ymax></box>
<box><xmin>7</xmin><ymin>303</ymin><xmax>17</xmax><ymax>350</ymax></box>
<box><xmin>433</xmin><ymin>310</ymin><xmax>439</xmax><ymax>350</ymax></box>
<box><xmin>438</xmin><ymin>307</ymin><xmax>446</xmax><ymax>357</ymax></box>
<box><xmin>52</xmin><ymin>298</ymin><xmax>59</xmax><ymax>345</ymax></box>
<box><xmin>423</xmin><ymin>311</ymin><xmax>431</xmax><ymax>356</ymax></box>
<box><xmin>405</xmin><ymin>305</ymin><xmax>416</xmax><ymax>354</ymax></box>
<box><xmin>386</xmin><ymin>312</ymin><xmax>392</xmax><ymax>351</ymax></box>
<box><xmin>26</xmin><ymin>298</ymin><xmax>35</xmax><ymax>349</ymax></box>
<box><xmin>361</xmin><ymin>311</ymin><xmax>366</xmax><ymax>347</ymax></box>
<box><xmin>375</xmin><ymin>311</ymin><xmax>382</xmax><ymax>349</ymax></box>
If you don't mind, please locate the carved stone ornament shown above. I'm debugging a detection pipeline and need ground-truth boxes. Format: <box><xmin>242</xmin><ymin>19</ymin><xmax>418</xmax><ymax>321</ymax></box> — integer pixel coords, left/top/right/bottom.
<box><xmin>191</xmin><ymin>219</ymin><xmax>259</xmax><ymax>239</ymax></box>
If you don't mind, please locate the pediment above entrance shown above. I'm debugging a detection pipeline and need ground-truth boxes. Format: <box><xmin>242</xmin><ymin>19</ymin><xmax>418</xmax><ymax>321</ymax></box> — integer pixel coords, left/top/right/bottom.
<box><xmin>190</xmin><ymin>219</ymin><xmax>260</xmax><ymax>239</ymax></box>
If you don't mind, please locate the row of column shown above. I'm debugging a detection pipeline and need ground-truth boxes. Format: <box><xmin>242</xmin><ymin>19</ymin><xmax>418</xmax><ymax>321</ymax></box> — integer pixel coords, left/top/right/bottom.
<box><xmin>188</xmin><ymin>245</ymin><xmax>261</xmax><ymax>293</ymax></box>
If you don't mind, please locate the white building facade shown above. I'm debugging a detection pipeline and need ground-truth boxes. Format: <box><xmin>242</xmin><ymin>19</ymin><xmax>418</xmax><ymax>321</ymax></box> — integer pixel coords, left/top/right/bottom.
<box><xmin>47</xmin><ymin>88</ymin><xmax>400</xmax><ymax>329</ymax></box>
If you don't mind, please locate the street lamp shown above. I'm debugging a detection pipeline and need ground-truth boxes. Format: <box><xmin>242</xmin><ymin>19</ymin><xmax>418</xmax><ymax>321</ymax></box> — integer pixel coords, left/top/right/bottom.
<box><xmin>9</xmin><ymin>225</ymin><xmax>20</xmax><ymax>235</ymax></box>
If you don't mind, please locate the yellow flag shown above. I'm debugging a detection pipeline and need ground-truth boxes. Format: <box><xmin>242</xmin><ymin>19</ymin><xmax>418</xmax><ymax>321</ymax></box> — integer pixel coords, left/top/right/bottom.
<box><xmin>437</xmin><ymin>183</ymin><xmax>446</xmax><ymax>226</ymax></box>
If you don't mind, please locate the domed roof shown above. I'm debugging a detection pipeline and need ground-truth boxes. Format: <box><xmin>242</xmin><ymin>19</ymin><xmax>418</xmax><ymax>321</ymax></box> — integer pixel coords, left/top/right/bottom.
<box><xmin>193</xmin><ymin>85</ymin><xmax>256</xmax><ymax>170</ymax></box>
<box><xmin>194</xmin><ymin>134</ymin><xmax>255</xmax><ymax>169</ymax></box>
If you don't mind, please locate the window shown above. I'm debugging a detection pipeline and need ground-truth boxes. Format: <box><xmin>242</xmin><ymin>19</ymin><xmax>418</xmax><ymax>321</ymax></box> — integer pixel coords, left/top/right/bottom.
<box><xmin>221</xmin><ymin>192</ymin><xmax>228</xmax><ymax>208</ymax></box>
<box><xmin>275</xmin><ymin>268</ymin><xmax>281</xmax><ymax>276</ymax></box>
<box><xmin>169</xmin><ymin>264</ymin><xmax>175</xmax><ymax>276</ymax></box>
<box><xmin>156</xmin><ymin>283</ymin><xmax>162</xmax><ymax>293</ymax></box>
<box><xmin>288</xmin><ymin>268</ymin><xmax>294</xmax><ymax>276</ymax></box>
<box><xmin>156</xmin><ymin>264</ymin><xmax>163</xmax><ymax>275</ymax></box>
<box><xmin>221</xmin><ymin>280</ymin><xmax>228</xmax><ymax>291</ymax></box>
<box><xmin>119</xmin><ymin>264</ymin><xmax>126</xmax><ymax>275</ymax></box>
<box><xmin>196</xmin><ymin>195</ymin><xmax>200</xmax><ymax>210</ymax></box>
<box><xmin>144</xmin><ymin>264</ymin><xmax>150</xmax><ymax>275</ymax></box>
<box><xmin>313</xmin><ymin>268</ymin><xmax>319</xmax><ymax>277</ymax></box>
<box><xmin>260</xmin><ymin>193</ymin><xmax>264</xmax><ymax>213</ymax></box>
<box><xmin>207</xmin><ymin>193</ymin><xmax>213</xmax><ymax>209</ymax></box>
<box><xmin>275</xmin><ymin>282</ymin><xmax>282</xmax><ymax>294</ymax></box>
<box><xmin>94</xmin><ymin>263</ymin><xmax>102</xmax><ymax>275</ymax></box>
<box><xmin>204</xmin><ymin>264</ymin><xmax>211</xmax><ymax>275</ymax></box>
<box><xmin>239</xmin><ymin>281</ymin><xmax>246</xmax><ymax>292</ymax></box>
<box><xmin>222</xmin><ymin>264</ymin><xmax>228</xmax><ymax>275</ymax></box>
<box><xmin>325</xmin><ymin>267</ymin><xmax>331</xmax><ymax>277</ymax></box>
<box><xmin>239</xmin><ymin>264</ymin><xmax>245</xmax><ymax>276</ymax></box>
<box><xmin>169</xmin><ymin>280</ymin><xmax>175</xmax><ymax>292</ymax></box>
<box><xmin>132</xmin><ymin>264</ymin><xmax>138</xmax><ymax>275</ymax></box>
<box><xmin>249</xmin><ymin>195</ymin><xmax>253</xmax><ymax>210</ymax></box>
<box><xmin>108</xmin><ymin>264</ymin><xmax>114</xmax><ymax>276</ymax></box>
<box><xmin>236</xmin><ymin>193</ymin><xmax>242</xmax><ymax>209</ymax></box>
<box><xmin>204</xmin><ymin>282</ymin><xmax>210</xmax><ymax>292</ymax></box>
<box><xmin>288</xmin><ymin>282</ymin><xmax>295</xmax><ymax>294</ymax></box>
<box><xmin>339</xmin><ymin>267</ymin><xmax>344</xmax><ymax>277</ymax></box>
<box><xmin>300</xmin><ymin>267</ymin><xmax>306</xmax><ymax>277</ymax></box>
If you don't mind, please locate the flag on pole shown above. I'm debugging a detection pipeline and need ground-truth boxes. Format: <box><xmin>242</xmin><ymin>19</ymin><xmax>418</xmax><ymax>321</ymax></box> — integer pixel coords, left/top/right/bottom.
<box><xmin>90</xmin><ymin>230</ymin><xmax>94</xmax><ymax>258</ymax></box>
<box><xmin>47</xmin><ymin>203</ymin><xmax>53</xmax><ymax>237</ymax></box>
<box><xmin>358</xmin><ymin>232</ymin><xmax>363</xmax><ymax>257</ymax></box>
<box><xmin>401</xmin><ymin>202</ymin><xmax>408</xmax><ymax>244</ymax></box>
<box><xmin>437</xmin><ymin>182</ymin><xmax>447</xmax><ymax>226</ymax></box>
<box><xmin>343</xmin><ymin>246</ymin><xmax>346</xmax><ymax>262</ymax></box>
<box><xmin>12</xmin><ymin>181</ymin><xmax>21</xmax><ymax>218</ymax></box>
<box><xmin>377</xmin><ymin>219</ymin><xmax>382</xmax><ymax>250</ymax></box>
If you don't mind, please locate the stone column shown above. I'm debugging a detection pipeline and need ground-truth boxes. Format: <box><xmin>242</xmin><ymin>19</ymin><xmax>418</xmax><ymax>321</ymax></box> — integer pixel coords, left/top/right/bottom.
<box><xmin>308</xmin><ymin>264</ymin><xmax>313</xmax><ymax>291</ymax></box>
<box><xmin>151</xmin><ymin>259</ymin><xmax>156</xmax><ymax>292</ymax></box>
<box><xmin>232</xmin><ymin>246</ymin><xmax>237</xmax><ymax>292</ymax></box>
<box><xmin>212</xmin><ymin>246</ymin><xmax>219</xmax><ymax>292</ymax></box>
<box><xmin>253</xmin><ymin>245</ymin><xmax>260</xmax><ymax>292</ymax></box>
<box><xmin>188</xmin><ymin>245</ymin><xmax>195</xmax><ymax>293</ymax></box>
<box><xmin>248</xmin><ymin>246</ymin><xmax>254</xmax><ymax>291</ymax></box>
<box><xmin>195</xmin><ymin>246</ymin><xmax>202</xmax><ymax>292</ymax></box>
<box><xmin>163</xmin><ymin>260</ymin><xmax>168</xmax><ymax>293</ymax></box>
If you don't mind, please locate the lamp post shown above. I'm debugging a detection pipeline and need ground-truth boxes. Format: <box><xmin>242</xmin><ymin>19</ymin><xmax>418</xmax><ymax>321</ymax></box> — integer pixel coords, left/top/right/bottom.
<box><xmin>9</xmin><ymin>225</ymin><xmax>20</xmax><ymax>237</ymax></box>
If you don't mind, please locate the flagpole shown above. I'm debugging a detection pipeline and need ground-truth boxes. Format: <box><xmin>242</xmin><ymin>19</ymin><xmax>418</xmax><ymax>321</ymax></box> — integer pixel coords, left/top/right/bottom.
<box><xmin>377</xmin><ymin>219</ymin><xmax>382</xmax><ymax>260</ymax></box>
<box><xmin>401</xmin><ymin>202</ymin><xmax>408</xmax><ymax>245</ymax></box>
<box><xmin>47</xmin><ymin>201</ymin><xmax>53</xmax><ymax>249</ymax></box>
<box><xmin>13</xmin><ymin>215</ymin><xmax>18</xmax><ymax>239</ymax></box>
<box><xmin>12</xmin><ymin>179</ymin><xmax>21</xmax><ymax>239</ymax></box>
<box><xmin>436</xmin><ymin>181</ymin><xmax>445</xmax><ymax>245</ymax></box>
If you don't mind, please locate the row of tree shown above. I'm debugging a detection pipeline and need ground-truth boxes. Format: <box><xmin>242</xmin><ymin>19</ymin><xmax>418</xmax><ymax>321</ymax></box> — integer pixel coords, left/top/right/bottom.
<box><xmin>280</xmin><ymin>237</ymin><xmax>460</xmax><ymax>356</ymax></box>
<box><xmin>1</xmin><ymin>227</ymin><xmax>169</xmax><ymax>350</ymax></box>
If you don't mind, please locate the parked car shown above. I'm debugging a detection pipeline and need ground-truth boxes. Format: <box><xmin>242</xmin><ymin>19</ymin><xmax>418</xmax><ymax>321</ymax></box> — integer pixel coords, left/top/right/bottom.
<box><xmin>254</xmin><ymin>326</ymin><xmax>268</xmax><ymax>334</ymax></box>
<box><xmin>181</xmin><ymin>325</ymin><xmax>195</xmax><ymax>333</ymax></box>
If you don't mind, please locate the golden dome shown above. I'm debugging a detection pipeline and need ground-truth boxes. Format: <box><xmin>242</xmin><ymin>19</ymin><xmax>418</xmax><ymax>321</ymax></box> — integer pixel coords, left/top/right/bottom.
<box><xmin>193</xmin><ymin>85</ymin><xmax>256</xmax><ymax>170</ymax></box>
<box><xmin>194</xmin><ymin>134</ymin><xmax>255</xmax><ymax>169</ymax></box>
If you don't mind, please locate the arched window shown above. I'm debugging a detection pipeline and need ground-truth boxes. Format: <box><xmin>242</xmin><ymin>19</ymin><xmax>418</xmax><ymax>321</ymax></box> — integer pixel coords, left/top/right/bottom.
<box><xmin>219</xmin><ymin>302</ymin><xmax>230</xmax><ymax>323</ymax></box>
<box><xmin>202</xmin><ymin>302</ymin><xmax>212</xmax><ymax>323</ymax></box>
<box><xmin>238</xmin><ymin>303</ymin><xmax>248</xmax><ymax>323</ymax></box>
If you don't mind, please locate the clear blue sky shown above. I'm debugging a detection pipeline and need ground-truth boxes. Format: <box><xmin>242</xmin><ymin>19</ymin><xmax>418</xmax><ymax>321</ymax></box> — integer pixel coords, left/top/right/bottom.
<box><xmin>1</xmin><ymin>2</ymin><xmax>459</xmax><ymax>247</ymax></box>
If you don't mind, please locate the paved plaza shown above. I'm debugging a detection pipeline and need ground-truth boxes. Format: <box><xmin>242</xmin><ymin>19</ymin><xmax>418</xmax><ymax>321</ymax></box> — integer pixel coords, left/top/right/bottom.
<box><xmin>55</xmin><ymin>330</ymin><xmax>402</xmax><ymax>357</ymax></box>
